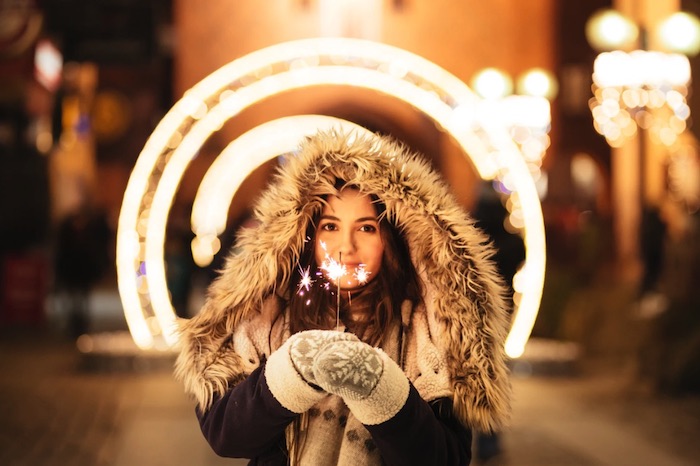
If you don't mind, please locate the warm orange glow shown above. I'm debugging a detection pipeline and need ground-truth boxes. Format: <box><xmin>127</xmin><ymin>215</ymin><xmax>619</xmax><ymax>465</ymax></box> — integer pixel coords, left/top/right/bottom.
<box><xmin>585</xmin><ymin>9</ymin><xmax>639</xmax><ymax>51</ymax></box>
<box><xmin>658</xmin><ymin>12</ymin><xmax>700</xmax><ymax>56</ymax></box>
<box><xmin>591</xmin><ymin>51</ymin><xmax>691</xmax><ymax>147</ymax></box>
<box><xmin>116</xmin><ymin>38</ymin><xmax>547</xmax><ymax>358</ymax></box>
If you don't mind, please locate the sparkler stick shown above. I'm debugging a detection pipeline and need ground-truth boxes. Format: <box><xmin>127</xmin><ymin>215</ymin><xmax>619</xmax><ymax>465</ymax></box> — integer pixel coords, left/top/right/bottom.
<box><xmin>336</xmin><ymin>252</ymin><xmax>341</xmax><ymax>328</ymax></box>
<box><xmin>318</xmin><ymin>242</ymin><xmax>345</xmax><ymax>329</ymax></box>
<box><xmin>312</xmin><ymin>241</ymin><xmax>372</xmax><ymax>329</ymax></box>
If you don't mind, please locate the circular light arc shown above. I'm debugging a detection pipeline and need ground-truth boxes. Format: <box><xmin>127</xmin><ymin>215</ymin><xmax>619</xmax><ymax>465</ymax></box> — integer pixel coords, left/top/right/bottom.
<box><xmin>116</xmin><ymin>37</ymin><xmax>546</xmax><ymax>357</ymax></box>
<box><xmin>192</xmin><ymin>115</ymin><xmax>372</xmax><ymax>242</ymax></box>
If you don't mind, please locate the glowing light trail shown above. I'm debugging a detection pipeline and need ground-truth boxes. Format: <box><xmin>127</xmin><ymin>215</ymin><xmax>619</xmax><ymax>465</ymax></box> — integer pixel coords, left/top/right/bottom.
<box><xmin>116</xmin><ymin>38</ymin><xmax>546</xmax><ymax>357</ymax></box>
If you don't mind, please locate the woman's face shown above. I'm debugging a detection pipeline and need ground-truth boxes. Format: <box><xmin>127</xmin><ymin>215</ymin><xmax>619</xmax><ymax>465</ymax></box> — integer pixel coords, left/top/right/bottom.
<box><xmin>314</xmin><ymin>188</ymin><xmax>384</xmax><ymax>290</ymax></box>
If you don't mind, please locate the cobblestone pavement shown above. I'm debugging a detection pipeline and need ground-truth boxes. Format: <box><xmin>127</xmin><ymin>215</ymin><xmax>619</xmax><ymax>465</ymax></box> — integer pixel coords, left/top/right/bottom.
<box><xmin>2</xmin><ymin>328</ymin><xmax>700</xmax><ymax>466</ymax></box>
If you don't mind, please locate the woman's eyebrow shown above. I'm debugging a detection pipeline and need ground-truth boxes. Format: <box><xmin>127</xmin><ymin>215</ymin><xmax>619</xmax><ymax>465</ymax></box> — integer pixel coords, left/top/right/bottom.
<box><xmin>319</xmin><ymin>215</ymin><xmax>377</xmax><ymax>222</ymax></box>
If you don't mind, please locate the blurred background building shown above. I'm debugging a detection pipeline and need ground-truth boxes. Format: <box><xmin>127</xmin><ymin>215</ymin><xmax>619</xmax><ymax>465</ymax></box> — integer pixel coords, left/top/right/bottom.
<box><xmin>1</xmin><ymin>0</ymin><xmax>699</xmax><ymax>398</ymax></box>
<box><xmin>2</xmin><ymin>1</ymin><xmax>700</xmax><ymax>465</ymax></box>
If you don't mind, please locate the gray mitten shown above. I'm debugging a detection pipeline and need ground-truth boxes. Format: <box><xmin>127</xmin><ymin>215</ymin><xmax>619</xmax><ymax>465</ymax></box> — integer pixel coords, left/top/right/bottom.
<box><xmin>313</xmin><ymin>339</ymin><xmax>411</xmax><ymax>425</ymax></box>
<box><xmin>288</xmin><ymin>329</ymin><xmax>359</xmax><ymax>387</ymax></box>
<box><xmin>312</xmin><ymin>340</ymin><xmax>384</xmax><ymax>400</ymax></box>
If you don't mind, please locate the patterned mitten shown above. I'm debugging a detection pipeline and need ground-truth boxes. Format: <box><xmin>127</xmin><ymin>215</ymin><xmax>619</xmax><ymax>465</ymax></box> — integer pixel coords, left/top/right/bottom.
<box><xmin>312</xmin><ymin>340</ymin><xmax>384</xmax><ymax>400</ymax></box>
<box><xmin>313</xmin><ymin>340</ymin><xmax>410</xmax><ymax>425</ymax></box>
<box><xmin>288</xmin><ymin>330</ymin><xmax>360</xmax><ymax>387</ymax></box>
<box><xmin>265</xmin><ymin>330</ymin><xmax>357</xmax><ymax>414</ymax></box>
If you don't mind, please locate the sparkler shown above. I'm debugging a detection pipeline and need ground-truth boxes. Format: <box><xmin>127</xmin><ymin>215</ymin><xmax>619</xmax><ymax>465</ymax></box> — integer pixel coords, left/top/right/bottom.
<box><xmin>297</xmin><ymin>265</ymin><xmax>313</xmax><ymax>293</ymax></box>
<box><xmin>336</xmin><ymin>253</ymin><xmax>342</xmax><ymax>328</ymax></box>
<box><xmin>318</xmin><ymin>250</ymin><xmax>344</xmax><ymax>329</ymax></box>
<box><xmin>311</xmin><ymin>241</ymin><xmax>372</xmax><ymax>329</ymax></box>
<box><xmin>353</xmin><ymin>265</ymin><xmax>370</xmax><ymax>285</ymax></box>
<box><xmin>318</xmin><ymin>241</ymin><xmax>345</xmax><ymax>329</ymax></box>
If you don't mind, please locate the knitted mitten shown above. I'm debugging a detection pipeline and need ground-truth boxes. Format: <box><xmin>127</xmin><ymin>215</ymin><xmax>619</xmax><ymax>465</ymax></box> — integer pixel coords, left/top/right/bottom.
<box><xmin>312</xmin><ymin>340</ymin><xmax>383</xmax><ymax>399</ymax></box>
<box><xmin>289</xmin><ymin>330</ymin><xmax>360</xmax><ymax>387</ymax></box>
<box><xmin>265</xmin><ymin>330</ymin><xmax>356</xmax><ymax>413</ymax></box>
<box><xmin>313</xmin><ymin>340</ymin><xmax>410</xmax><ymax>425</ymax></box>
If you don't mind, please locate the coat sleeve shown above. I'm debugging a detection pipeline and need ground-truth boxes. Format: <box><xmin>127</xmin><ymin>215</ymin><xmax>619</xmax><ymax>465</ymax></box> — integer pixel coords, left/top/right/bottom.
<box><xmin>196</xmin><ymin>361</ymin><xmax>294</xmax><ymax>459</ymax></box>
<box><xmin>365</xmin><ymin>384</ymin><xmax>473</xmax><ymax>466</ymax></box>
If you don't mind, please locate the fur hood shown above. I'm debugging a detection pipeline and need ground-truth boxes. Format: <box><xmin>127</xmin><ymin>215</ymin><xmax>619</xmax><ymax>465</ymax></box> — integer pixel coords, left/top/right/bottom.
<box><xmin>175</xmin><ymin>129</ymin><xmax>511</xmax><ymax>432</ymax></box>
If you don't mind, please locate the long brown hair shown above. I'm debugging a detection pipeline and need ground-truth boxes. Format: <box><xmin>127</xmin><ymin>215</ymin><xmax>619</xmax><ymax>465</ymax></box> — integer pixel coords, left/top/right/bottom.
<box><xmin>286</xmin><ymin>183</ymin><xmax>422</xmax><ymax>345</ymax></box>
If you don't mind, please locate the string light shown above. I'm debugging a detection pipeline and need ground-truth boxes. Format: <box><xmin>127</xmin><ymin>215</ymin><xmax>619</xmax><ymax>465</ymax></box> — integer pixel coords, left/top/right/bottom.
<box><xmin>590</xmin><ymin>51</ymin><xmax>691</xmax><ymax>147</ymax></box>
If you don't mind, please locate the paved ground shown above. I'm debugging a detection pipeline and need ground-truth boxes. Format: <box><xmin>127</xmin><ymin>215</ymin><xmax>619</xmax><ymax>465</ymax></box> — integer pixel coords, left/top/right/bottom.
<box><xmin>493</xmin><ymin>371</ymin><xmax>700</xmax><ymax>466</ymax></box>
<box><xmin>1</xmin><ymin>325</ymin><xmax>699</xmax><ymax>466</ymax></box>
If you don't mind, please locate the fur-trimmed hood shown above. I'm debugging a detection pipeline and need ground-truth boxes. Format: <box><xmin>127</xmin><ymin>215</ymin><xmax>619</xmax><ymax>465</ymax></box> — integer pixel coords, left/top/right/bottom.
<box><xmin>175</xmin><ymin>129</ymin><xmax>511</xmax><ymax>432</ymax></box>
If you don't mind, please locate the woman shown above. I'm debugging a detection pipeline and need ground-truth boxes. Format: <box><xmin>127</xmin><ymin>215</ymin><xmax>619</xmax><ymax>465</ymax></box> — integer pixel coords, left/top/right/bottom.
<box><xmin>175</xmin><ymin>129</ymin><xmax>511</xmax><ymax>465</ymax></box>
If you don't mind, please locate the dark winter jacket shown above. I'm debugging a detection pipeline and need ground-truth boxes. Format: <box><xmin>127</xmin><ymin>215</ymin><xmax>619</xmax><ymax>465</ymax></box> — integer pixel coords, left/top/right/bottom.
<box><xmin>175</xmin><ymin>129</ymin><xmax>511</xmax><ymax>464</ymax></box>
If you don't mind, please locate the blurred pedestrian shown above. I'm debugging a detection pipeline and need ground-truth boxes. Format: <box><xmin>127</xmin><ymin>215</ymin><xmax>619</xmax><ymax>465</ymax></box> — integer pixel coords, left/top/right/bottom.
<box><xmin>175</xmin><ymin>130</ymin><xmax>511</xmax><ymax>465</ymax></box>
<box><xmin>165</xmin><ymin>201</ymin><xmax>195</xmax><ymax>318</ymax></box>
<box><xmin>639</xmin><ymin>205</ymin><xmax>667</xmax><ymax>296</ymax></box>
<box><xmin>54</xmin><ymin>203</ymin><xmax>111</xmax><ymax>337</ymax></box>
<box><xmin>649</xmin><ymin>208</ymin><xmax>700</xmax><ymax>394</ymax></box>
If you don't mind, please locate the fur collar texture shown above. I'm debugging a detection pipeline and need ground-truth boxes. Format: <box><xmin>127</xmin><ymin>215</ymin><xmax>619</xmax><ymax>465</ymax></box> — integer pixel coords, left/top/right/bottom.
<box><xmin>175</xmin><ymin>129</ymin><xmax>511</xmax><ymax>432</ymax></box>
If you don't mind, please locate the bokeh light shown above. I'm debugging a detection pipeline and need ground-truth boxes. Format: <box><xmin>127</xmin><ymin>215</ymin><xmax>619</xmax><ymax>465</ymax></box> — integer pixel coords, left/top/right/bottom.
<box><xmin>658</xmin><ymin>12</ymin><xmax>700</xmax><ymax>56</ymax></box>
<box><xmin>585</xmin><ymin>9</ymin><xmax>639</xmax><ymax>51</ymax></box>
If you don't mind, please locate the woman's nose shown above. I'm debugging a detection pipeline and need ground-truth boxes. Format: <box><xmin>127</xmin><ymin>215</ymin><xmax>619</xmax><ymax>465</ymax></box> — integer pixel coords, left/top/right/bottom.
<box><xmin>339</xmin><ymin>231</ymin><xmax>356</xmax><ymax>255</ymax></box>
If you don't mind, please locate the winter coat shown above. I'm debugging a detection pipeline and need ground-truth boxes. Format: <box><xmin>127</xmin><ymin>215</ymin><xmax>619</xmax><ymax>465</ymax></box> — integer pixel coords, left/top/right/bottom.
<box><xmin>174</xmin><ymin>129</ymin><xmax>511</xmax><ymax>463</ymax></box>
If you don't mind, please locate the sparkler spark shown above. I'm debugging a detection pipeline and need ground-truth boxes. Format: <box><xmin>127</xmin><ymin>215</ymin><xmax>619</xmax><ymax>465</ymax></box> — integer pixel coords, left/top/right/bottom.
<box><xmin>312</xmin><ymin>241</ymin><xmax>372</xmax><ymax>329</ymax></box>
<box><xmin>297</xmin><ymin>265</ymin><xmax>313</xmax><ymax>293</ymax></box>
<box><xmin>320</xmin><ymin>256</ymin><xmax>347</xmax><ymax>285</ymax></box>
<box><xmin>316</xmin><ymin>243</ymin><xmax>344</xmax><ymax>329</ymax></box>
<box><xmin>353</xmin><ymin>265</ymin><xmax>370</xmax><ymax>285</ymax></box>
<box><xmin>317</xmin><ymin>241</ymin><xmax>371</xmax><ymax>287</ymax></box>
<box><xmin>318</xmin><ymin>240</ymin><xmax>347</xmax><ymax>286</ymax></box>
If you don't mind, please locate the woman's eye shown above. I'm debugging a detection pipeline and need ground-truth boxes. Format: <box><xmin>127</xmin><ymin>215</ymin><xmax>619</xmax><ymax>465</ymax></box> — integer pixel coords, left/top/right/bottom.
<box><xmin>321</xmin><ymin>223</ymin><xmax>337</xmax><ymax>231</ymax></box>
<box><xmin>359</xmin><ymin>224</ymin><xmax>377</xmax><ymax>233</ymax></box>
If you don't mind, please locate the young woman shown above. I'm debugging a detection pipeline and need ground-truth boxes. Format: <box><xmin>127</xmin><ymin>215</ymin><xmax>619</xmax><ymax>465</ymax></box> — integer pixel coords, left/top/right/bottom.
<box><xmin>175</xmin><ymin>129</ymin><xmax>512</xmax><ymax>465</ymax></box>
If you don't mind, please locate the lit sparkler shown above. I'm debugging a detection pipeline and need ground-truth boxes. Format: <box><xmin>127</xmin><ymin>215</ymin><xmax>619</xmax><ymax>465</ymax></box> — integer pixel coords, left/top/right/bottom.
<box><xmin>317</xmin><ymin>242</ymin><xmax>345</xmax><ymax>328</ymax></box>
<box><xmin>309</xmin><ymin>241</ymin><xmax>372</xmax><ymax>328</ymax></box>
<box><xmin>297</xmin><ymin>265</ymin><xmax>313</xmax><ymax>293</ymax></box>
<box><xmin>319</xmin><ymin>255</ymin><xmax>347</xmax><ymax>285</ymax></box>
<box><xmin>353</xmin><ymin>265</ymin><xmax>370</xmax><ymax>285</ymax></box>
<box><xmin>317</xmin><ymin>240</ymin><xmax>347</xmax><ymax>286</ymax></box>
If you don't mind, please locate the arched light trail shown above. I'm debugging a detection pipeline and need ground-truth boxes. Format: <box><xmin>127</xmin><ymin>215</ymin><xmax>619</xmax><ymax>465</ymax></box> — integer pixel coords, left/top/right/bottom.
<box><xmin>117</xmin><ymin>37</ymin><xmax>546</xmax><ymax>357</ymax></box>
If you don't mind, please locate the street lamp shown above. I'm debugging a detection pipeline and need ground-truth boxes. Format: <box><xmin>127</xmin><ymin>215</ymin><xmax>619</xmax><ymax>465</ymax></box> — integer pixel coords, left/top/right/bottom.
<box><xmin>587</xmin><ymin>9</ymin><xmax>699</xmax><ymax>148</ymax></box>
<box><xmin>586</xmin><ymin>9</ymin><xmax>700</xmax><ymax>54</ymax></box>
<box><xmin>585</xmin><ymin>6</ymin><xmax>700</xmax><ymax>271</ymax></box>
<box><xmin>585</xmin><ymin>9</ymin><xmax>639</xmax><ymax>52</ymax></box>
